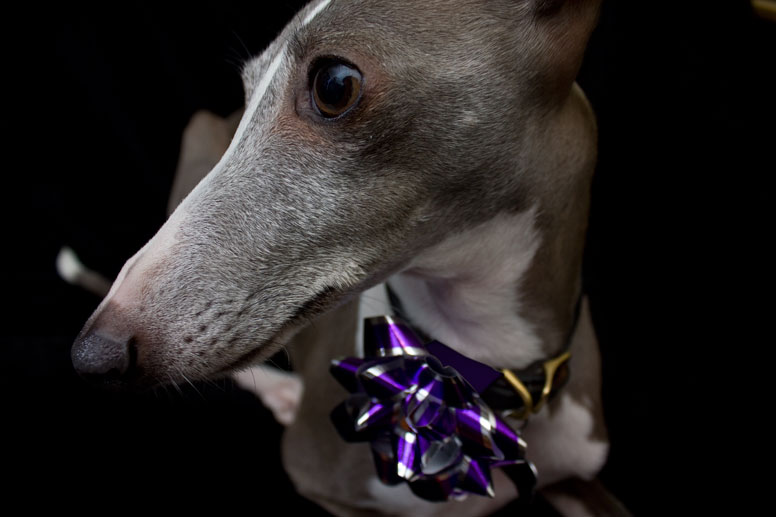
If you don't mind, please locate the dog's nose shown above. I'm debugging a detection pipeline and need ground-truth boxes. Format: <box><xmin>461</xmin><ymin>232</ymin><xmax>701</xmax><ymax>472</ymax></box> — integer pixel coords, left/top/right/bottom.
<box><xmin>71</xmin><ymin>330</ymin><xmax>136</xmax><ymax>385</ymax></box>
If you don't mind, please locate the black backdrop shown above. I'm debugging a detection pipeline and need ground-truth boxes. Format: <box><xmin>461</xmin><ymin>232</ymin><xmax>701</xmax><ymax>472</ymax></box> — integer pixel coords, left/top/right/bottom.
<box><xmin>2</xmin><ymin>1</ymin><xmax>773</xmax><ymax>514</ymax></box>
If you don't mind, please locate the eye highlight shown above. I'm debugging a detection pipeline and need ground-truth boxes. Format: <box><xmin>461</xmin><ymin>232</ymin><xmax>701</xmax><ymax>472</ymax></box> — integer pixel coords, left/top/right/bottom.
<box><xmin>311</xmin><ymin>59</ymin><xmax>363</xmax><ymax>118</ymax></box>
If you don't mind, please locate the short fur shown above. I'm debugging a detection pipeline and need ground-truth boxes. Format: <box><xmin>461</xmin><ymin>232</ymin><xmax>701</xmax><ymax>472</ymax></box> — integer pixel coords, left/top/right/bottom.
<box><xmin>72</xmin><ymin>1</ymin><xmax>607</xmax><ymax>515</ymax></box>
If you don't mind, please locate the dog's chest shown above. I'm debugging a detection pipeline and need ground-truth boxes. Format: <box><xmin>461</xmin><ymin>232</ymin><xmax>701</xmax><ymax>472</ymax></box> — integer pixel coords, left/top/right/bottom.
<box><xmin>282</xmin><ymin>296</ymin><xmax>512</xmax><ymax>516</ymax></box>
<box><xmin>282</xmin><ymin>287</ymin><xmax>606</xmax><ymax>516</ymax></box>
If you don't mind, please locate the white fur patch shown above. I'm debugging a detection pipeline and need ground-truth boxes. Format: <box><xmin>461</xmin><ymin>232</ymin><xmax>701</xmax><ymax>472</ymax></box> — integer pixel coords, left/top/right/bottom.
<box><xmin>523</xmin><ymin>391</ymin><xmax>609</xmax><ymax>487</ymax></box>
<box><xmin>521</xmin><ymin>299</ymin><xmax>609</xmax><ymax>486</ymax></box>
<box><xmin>387</xmin><ymin>206</ymin><xmax>543</xmax><ymax>369</ymax></box>
<box><xmin>170</xmin><ymin>42</ymin><xmax>289</xmax><ymax>215</ymax></box>
<box><xmin>218</xmin><ymin>44</ymin><xmax>286</xmax><ymax>171</ymax></box>
<box><xmin>302</xmin><ymin>0</ymin><xmax>331</xmax><ymax>26</ymax></box>
<box><xmin>102</xmin><ymin>43</ymin><xmax>290</xmax><ymax>308</ymax></box>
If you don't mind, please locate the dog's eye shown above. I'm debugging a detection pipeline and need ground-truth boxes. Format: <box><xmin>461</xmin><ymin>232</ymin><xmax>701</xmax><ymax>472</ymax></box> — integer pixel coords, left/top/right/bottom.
<box><xmin>311</xmin><ymin>60</ymin><xmax>362</xmax><ymax>118</ymax></box>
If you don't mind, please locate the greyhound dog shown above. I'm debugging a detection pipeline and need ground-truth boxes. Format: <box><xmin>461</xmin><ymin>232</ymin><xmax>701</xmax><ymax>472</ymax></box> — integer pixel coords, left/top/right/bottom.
<box><xmin>71</xmin><ymin>0</ymin><xmax>609</xmax><ymax>514</ymax></box>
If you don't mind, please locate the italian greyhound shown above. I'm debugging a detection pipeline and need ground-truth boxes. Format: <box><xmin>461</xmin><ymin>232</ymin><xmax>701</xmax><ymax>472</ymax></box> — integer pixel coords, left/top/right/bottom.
<box><xmin>70</xmin><ymin>0</ymin><xmax>609</xmax><ymax>514</ymax></box>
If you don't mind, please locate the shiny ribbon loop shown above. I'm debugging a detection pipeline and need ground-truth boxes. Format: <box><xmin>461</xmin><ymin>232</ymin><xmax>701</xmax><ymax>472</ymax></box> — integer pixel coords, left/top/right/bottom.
<box><xmin>330</xmin><ymin>316</ymin><xmax>537</xmax><ymax>502</ymax></box>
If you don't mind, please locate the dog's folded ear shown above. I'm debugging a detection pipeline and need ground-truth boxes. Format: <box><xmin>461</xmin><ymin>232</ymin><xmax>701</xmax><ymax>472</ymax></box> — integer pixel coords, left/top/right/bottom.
<box><xmin>524</xmin><ymin>0</ymin><xmax>602</xmax><ymax>100</ymax></box>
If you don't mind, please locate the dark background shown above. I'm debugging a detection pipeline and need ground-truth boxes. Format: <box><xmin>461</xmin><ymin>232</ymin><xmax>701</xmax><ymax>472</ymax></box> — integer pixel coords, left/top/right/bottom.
<box><xmin>2</xmin><ymin>1</ymin><xmax>772</xmax><ymax>514</ymax></box>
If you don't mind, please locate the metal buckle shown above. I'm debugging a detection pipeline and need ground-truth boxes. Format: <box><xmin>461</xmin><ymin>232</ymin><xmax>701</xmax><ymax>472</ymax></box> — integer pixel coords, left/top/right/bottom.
<box><xmin>501</xmin><ymin>350</ymin><xmax>571</xmax><ymax>419</ymax></box>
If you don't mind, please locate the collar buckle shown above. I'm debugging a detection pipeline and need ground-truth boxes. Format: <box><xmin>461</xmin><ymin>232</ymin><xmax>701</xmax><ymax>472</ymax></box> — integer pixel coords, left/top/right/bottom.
<box><xmin>501</xmin><ymin>350</ymin><xmax>572</xmax><ymax>420</ymax></box>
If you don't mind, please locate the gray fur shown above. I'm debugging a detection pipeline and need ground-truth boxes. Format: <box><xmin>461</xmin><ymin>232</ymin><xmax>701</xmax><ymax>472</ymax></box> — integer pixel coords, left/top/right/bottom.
<box><xmin>72</xmin><ymin>0</ymin><xmax>604</xmax><ymax>513</ymax></box>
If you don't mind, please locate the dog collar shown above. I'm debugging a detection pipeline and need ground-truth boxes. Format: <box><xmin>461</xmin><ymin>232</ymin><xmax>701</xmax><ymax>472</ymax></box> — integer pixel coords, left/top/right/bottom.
<box><xmin>328</xmin><ymin>287</ymin><xmax>580</xmax><ymax>503</ymax></box>
<box><xmin>385</xmin><ymin>284</ymin><xmax>578</xmax><ymax>421</ymax></box>
<box><xmin>424</xmin><ymin>335</ymin><xmax>571</xmax><ymax>422</ymax></box>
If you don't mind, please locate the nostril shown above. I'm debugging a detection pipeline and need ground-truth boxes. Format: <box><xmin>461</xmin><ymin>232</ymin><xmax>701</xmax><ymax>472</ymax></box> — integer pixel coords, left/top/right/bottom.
<box><xmin>71</xmin><ymin>331</ymin><xmax>135</xmax><ymax>382</ymax></box>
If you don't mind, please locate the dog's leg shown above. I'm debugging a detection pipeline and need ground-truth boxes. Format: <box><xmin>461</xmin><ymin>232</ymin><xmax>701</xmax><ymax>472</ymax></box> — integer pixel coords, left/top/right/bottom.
<box><xmin>522</xmin><ymin>298</ymin><xmax>609</xmax><ymax>489</ymax></box>
<box><xmin>541</xmin><ymin>478</ymin><xmax>633</xmax><ymax>517</ymax></box>
<box><xmin>56</xmin><ymin>109</ymin><xmax>243</xmax><ymax>298</ymax></box>
<box><xmin>167</xmin><ymin>109</ymin><xmax>242</xmax><ymax>213</ymax></box>
<box><xmin>233</xmin><ymin>366</ymin><xmax>303</xmax><ymax>426</ymax></box>
<box><xmin>56</xmin><ymin>246</ymin><xmax>112</xmax><ymax>297</ymax></box>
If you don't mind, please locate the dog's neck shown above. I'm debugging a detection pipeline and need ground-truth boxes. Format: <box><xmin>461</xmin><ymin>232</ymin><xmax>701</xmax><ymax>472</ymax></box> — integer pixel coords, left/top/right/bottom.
<box><xmin>357</xmin><ymin>204</ymin><xmax>557</xmax><ymax>371</ymax></box>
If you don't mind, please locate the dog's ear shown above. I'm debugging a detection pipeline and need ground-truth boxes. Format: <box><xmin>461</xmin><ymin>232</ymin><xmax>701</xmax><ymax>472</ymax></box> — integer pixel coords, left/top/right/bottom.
<box><xmin>526</xmin><ymin>0</ymin><xmax>601</xmax><ymax>100</ymax></box>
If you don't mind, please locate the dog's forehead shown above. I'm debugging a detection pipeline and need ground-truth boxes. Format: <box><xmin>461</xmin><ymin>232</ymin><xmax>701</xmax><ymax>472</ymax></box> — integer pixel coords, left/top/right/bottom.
<box><xmin>242</xmin><ymin>0</ymin><xmax>530</xmax><ymax>84</ymax></box>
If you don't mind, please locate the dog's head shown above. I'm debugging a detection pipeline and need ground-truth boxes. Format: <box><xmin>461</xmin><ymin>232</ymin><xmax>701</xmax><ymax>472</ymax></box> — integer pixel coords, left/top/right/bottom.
<box><xmin>72</xmin><ymin>0</ymin><xmax>599</xmax><ymax>389</ymax></box>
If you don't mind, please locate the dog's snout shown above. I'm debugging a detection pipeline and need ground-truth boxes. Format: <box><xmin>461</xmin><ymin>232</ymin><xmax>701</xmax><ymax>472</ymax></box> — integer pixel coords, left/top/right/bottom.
<box><xmin>72</xmin><ymin>330</ymin><xmax>137</xmax><ymax>385</ymax></box>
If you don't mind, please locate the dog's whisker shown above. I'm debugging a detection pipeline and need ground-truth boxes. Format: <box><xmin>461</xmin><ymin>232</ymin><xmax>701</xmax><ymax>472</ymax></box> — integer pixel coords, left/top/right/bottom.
<box><xmin>266</xmin><ymin>357</ymin><xmax>283</xmax><ymax>370</ymax></box>
<box><xmin>156</xmin><ymin>377</ymin><xmax>173</xmax><ymax>401</ymax></box>
<box><xmin>177</xmin><ymin>367</ymin><xmax>205</xmax><ymax>400</ymax></box>
<box><xmin>230</xmin><ymin>29</ymin><xmax>253</xmax><ymax>63</ymax></box>
<box><xmin>250</xmin><ymin>367</ymin><xmax>258</xmax><ymax>394</ymax></box>
<box><xmin>166</xmin><ymin>373</ymin><xmax>184</xmax><ymax>397</ymax></box>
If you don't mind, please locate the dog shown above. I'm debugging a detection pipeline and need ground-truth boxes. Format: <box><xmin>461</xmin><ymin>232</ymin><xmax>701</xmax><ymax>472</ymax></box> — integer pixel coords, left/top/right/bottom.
<box><xmin>71</xmin><ymin>0</ymin><xmax>609</xmax><ymax>514</ymax></box>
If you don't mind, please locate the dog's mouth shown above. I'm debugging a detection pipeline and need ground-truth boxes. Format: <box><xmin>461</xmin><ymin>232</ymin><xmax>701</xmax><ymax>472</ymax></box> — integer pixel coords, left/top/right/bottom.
<box><xmin>213</xmin><ymin>334</ymin><xmax>291</xmax><ymax>379</ymax></box>
<box><xmin>73</xmin><ymin>280</ymin><xmax>349</xmax><ymax>394</ymax></box>
<box><xmin>207</xmin><ymin>284</ymin><xmax>344</xmax><ymax>379</ymax></box>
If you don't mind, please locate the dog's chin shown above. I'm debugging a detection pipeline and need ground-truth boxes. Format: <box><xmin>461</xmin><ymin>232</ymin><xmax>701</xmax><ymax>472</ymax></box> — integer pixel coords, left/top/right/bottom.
<box><xmin>208</xmin><ymin>299</ymin><xmax>340</xmax><ymax>379</ymax></box>
<box><xmin>152</xmin><ymin>334</ymin><xmax>291</xmax><ymax>392</ymax></box>
<box><xmin>214</xmin><ymin>342</ymin><xmax>283</xmax><ymax>378</ymax></box>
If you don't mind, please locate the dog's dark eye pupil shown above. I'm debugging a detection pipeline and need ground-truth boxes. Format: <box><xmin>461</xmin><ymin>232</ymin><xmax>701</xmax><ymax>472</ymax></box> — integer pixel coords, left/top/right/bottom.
<box><xmin>313</xmin><ymin>62</ymin><xmax>362</xmax><ymax>118</ymax></box>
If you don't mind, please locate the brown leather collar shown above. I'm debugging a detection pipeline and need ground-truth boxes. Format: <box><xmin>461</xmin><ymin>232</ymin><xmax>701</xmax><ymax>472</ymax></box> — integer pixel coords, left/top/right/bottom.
<box><xmin>386</xmin><ymin>284</ymin><xmax>580</xmax><ymax>420</ymax></box>
<box><xmin>485</xmin><ymin>350</ymin><xmax>571</xmax><ymax>419</ymax></box>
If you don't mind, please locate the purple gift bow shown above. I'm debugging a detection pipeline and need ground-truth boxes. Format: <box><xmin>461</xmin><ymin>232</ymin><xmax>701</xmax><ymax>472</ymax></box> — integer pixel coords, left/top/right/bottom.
<box><xmin>330</xmin><ymin>315</ymin><xmax>537</xmax><ymax>503</ymax></box>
